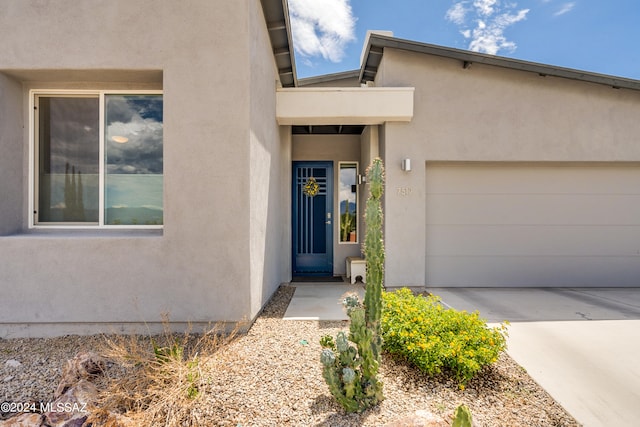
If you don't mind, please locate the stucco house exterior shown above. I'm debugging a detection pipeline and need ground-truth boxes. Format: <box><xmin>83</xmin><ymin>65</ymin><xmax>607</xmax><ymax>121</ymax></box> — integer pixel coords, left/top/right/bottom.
<box><xmin>1</xmin><ymin>0</ymin><xmax>639</xmax><ymax>337</ymax></box>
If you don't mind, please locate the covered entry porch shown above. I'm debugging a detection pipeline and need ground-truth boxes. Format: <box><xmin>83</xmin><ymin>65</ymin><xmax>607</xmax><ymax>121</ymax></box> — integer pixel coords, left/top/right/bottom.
<box><xmin>277</xmin><ymin>86</ymin><xmax>414</xmax><ymax>278</ymax></box>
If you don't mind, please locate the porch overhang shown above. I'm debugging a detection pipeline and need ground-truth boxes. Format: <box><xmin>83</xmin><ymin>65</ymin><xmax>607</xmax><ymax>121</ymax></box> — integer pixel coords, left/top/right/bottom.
<box><xmin>276</xmin><ymin>87</ymin><xmax>414</xmax><ymax>125</ymax></box>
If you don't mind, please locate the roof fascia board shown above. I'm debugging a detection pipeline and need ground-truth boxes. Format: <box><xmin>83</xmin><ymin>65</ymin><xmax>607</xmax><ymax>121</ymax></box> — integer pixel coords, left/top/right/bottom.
<box><xmin>298</xmin><ymin>69</ymin><xmax>360</xmax><ymax>86</ymax></box>
<box><xmin>361</xmin><ymin>34</ymin><xmax>640</xmax><ymax>92</ymax></box>
<box><xmin>280</xmin><ymin>0</ymin><xmax>298</xmax><ymax>87</ymax></box>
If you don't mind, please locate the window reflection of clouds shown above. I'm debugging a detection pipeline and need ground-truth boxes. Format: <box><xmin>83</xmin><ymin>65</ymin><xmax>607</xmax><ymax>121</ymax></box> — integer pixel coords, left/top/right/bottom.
<box><xmin>105</xmin><ymin>95</ymin><xmax>163</xmax><ymax>225</ymax></box>
<box><xmin>339</xmin><ymin>165</ymin><xmax>356</xmax><ymax>205</ymax></box>
<box><xmin>48</xmin><ymin>97</ymin><xmax>99</xmax><ymax>174</ymax></box>
<box><xmin>36</xmin><ymin>93</ymin><xmax>163</xmax><ymax>226</ymax></box>
<box><xmin>106</xmin><ymin>95</ymin><xmax>163</xmax><ymax>175</ymax></box>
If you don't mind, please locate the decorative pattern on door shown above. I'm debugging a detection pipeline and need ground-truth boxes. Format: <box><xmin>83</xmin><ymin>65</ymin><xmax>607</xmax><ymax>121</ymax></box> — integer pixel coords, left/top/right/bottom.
<box><xmin>292</xmin><ymin>162</ymin><xmax>334</xmax><ymax>275</ymax></box>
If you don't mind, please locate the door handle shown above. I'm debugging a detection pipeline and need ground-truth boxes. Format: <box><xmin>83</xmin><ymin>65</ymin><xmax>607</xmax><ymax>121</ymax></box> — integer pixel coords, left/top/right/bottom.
<box><xmin>326</xmin><ymin>220</ymin><xmax>332</xmax><ymax>225</ymax></box>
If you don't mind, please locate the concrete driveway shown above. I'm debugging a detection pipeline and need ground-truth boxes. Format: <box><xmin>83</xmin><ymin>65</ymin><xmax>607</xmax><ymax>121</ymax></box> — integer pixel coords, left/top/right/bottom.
<box><xmin>429</xmin><ymin>288</ymin><xmax>640</xmax><ymax>427</ymax></box>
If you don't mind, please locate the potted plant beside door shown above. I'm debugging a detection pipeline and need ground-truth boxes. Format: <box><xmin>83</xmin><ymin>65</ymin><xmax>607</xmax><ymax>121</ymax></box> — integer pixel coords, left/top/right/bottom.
<box><xmin>340</xmin><ymin>200</ymin><xmax>356</xmax><ymax>242</ymax></box>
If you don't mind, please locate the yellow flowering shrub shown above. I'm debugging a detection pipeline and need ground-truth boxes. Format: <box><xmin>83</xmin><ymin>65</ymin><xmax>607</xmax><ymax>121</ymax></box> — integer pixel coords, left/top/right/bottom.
<box><xmin>381</xmin><ymin>288</ymin><xmax>508</xmax><ymax>384</ymax></box>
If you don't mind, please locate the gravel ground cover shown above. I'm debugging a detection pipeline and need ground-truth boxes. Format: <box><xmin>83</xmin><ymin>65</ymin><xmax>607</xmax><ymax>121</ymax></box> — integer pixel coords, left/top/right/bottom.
<box><xmin>1</xmin><ymin>285</ymin><xmax>580</xmax><ymax>426</ymax></box>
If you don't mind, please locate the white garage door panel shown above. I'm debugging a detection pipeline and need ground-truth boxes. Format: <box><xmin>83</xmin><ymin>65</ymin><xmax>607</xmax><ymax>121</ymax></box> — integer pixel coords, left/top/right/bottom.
<box><xmin>425</xmin><ymin>163</ymin><xmax>640</xmax><ymax>287</ymax></box>
<box><xmin>426</xmin><ymin>256</ymin><xmax>640</xmax><ymax>287</ymax></box>
<box><xmin>427</xmin><ymin>225</ymin><xmax>640</xmax><ymax>256</ymax></box>
<box><xmin>427</xmin><ymin>195</ymin><xmax>640</xmax><ymax>225</ymax></box>
<box><xmin>426</xmin><ymin>163</ymin><xmax>640</xmax><ymax>194</ymax></box>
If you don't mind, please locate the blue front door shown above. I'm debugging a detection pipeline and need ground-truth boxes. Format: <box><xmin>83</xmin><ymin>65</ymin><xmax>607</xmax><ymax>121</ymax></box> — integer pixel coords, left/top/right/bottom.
<box><xmin>292</xmin><ymin>162</ymin><xmax>334</xmax><ymax>275</ymax></box>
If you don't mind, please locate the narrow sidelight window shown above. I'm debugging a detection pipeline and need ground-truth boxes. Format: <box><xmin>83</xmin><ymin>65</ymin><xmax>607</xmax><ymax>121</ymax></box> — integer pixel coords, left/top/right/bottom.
<box><xmin>339</xmin><ymin>162</ymin><xmax>358</xmax><ymax>243</ymax></box>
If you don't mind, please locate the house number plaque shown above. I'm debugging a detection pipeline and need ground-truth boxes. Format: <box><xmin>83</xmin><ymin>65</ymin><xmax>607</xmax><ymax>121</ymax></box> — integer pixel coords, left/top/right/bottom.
<box><xmin>397</xmin><ymin>187</ymin><xmax>412</xmax><ymax>196</ymax></box>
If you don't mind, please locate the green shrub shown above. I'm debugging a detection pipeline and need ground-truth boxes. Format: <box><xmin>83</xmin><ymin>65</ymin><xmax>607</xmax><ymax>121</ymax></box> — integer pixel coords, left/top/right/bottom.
<box><xmin>381</xmin><ymin>288</ymin><xmax>508</xmax><ymax>385</ymax></box>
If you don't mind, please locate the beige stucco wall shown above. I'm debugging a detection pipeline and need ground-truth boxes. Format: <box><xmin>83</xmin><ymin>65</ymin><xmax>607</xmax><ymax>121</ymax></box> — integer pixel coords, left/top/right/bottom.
<box><xmin>277</xmin><ymin>87</ymin><xmax>414</xmax><ymax>126</ymax></box>
<box><xmin>358</xmin><ymin>125</ymin><xmax>380</xmax><ymax>246</ymax></box>
<box><xmin>248</xmin><ymin>0</ymin><xmax>291</xmax><ymax>316</ymax></box>
<box><xmin>375</xmin><ymin>48</ymin><xmax>640</xmax><ymax>287</ymax></box>
<box><xmin>378</xmin><ymin>48</ymin><xmax>640</xmax><ymax>162</ymax></box>
<box><xmin>0</xmin><ymin>0</ymin><xmax>286</xmax><ymax>336</ymax></box>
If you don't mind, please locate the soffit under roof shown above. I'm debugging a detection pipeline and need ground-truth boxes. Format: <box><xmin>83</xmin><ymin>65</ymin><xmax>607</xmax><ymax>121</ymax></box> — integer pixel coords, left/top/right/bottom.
<box><xmin>360</xmin><ymin>34</ymin><xmax>640</xmax><ymax>92</ymax></box>
<box><xmin>260</xmin><ymin>0</ymin><xmax>297</xmax><ymax>88</ymax></box>
<box><xmin>292</xmin><ymin>125</ymin><xmax>364</xmax><ymax>135</ymax></box>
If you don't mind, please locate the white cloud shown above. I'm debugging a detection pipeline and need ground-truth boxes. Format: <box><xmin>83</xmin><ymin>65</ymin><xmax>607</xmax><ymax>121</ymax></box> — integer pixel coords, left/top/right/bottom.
<box><xmin>339</xmin><ymin>168</ymin><xmax>356</xmax><ymax>205</ymax></box>
<box><xmin>289</xmin><ymin>0</ymin><xmax>356</xmax><ymax>63</ymax></box>
<box><xmin>474</xmin><ymin>0</ymin><xmax>498</xmax><ymax>16</ymax></box>
<box><xmin>554</xmin><ymin>2</ymin><xmax>575</xmax><ymax>17</ymax></box>
<box><xmin>446</xmin><ymin>0</ymin><xmax>529</xmax><ymax>55</ymax></box>
<box><xmin>445</xmin><ymin>2</ymin><xmax>469</xmax><ymax>25</ymax></box>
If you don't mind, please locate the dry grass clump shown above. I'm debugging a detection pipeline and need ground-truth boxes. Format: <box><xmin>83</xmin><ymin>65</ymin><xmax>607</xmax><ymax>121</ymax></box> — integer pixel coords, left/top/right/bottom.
<box><xmin>88</xmin><ymin>321</ymin><xmax>239</xmax><ymax>427</ymax></box>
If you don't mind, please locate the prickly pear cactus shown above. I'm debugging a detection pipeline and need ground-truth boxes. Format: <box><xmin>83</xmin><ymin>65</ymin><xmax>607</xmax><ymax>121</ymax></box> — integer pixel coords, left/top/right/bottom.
<box><xmin>319</xmin><ymin>158</ymin><xmax>386</xmax><ymax>413</ymax></box>
<box><xmin>452</xmin><ymin>404</ymin><xmax>473</xmax><ymax>427</ymax></box>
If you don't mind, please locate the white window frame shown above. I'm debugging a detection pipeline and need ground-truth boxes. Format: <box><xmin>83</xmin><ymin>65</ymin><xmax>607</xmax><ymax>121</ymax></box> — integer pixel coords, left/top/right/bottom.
<box><xmin>338</xmin><ymin>161</ymin><xmax>359</xmax><ymax>245</ymax></box>
<box><xmin>29</xmin><ymin>89</ymin><xmax>163</xmax><ymax>229</ymax></box>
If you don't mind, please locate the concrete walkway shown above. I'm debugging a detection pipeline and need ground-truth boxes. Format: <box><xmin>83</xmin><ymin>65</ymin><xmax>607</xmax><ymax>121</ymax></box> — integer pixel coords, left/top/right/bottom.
<box><xmin>429</xmin><ymin>288</ymin><xmax>640</xmax><ymax>427</ymax></box>
<box><xmin>283</xmin><ymin>282</ymin><xmax>364</xmax><ymax>320</ymax></box>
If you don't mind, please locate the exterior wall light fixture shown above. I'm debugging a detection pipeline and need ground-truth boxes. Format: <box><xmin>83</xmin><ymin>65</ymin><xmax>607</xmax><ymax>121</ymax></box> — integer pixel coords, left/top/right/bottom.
<box><xmin>401</xmin><ymin>158</ymin><xmax>411</xmax><ymax>172</ymax></box>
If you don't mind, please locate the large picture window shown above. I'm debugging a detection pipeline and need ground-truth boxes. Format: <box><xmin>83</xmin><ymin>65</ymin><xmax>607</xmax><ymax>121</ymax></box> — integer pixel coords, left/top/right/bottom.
<box><xmin>32</xmin><ymin>91</ymin><xmax>163</xmax><ymax>227</ymax></box>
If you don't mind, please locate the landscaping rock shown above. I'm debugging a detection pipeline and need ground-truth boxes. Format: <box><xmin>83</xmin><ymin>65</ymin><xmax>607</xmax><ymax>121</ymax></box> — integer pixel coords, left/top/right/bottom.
<box><xmin>54</xmin><ymin>352</ymin><xmax>103</xmax><ymax>398</ymax></box>
<box><xmin>45</xmin><ymin>379</ymin><xmax>96</xmax><ymax>427</ymax></box>
<box><xmin>3</xmin><ymin>361</ymin><xmax>21</xmax><ymax>369</ymax></box>
<box><xmin>0</xmin><ymin>286</ymin><xmax>581</xmax><ymax>426</ymax></box>
<box><xmin>1</xmin><ymin>352</ymin><xmax>103</xmax><ymax>427</ymax></box>
<box><xmin>0</xmin><ymin>413</ymin><xmax>44</xmax><ymax>427</ymax></box>
<box><xmin>385</xmin><ymin>409</ymin><xmax>449</xmax><ymax>427</ymax></box>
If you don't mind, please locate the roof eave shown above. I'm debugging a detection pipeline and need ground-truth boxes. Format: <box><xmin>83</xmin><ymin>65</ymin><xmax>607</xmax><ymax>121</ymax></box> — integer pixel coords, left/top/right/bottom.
<box><xmin>360</xmin><ymin>34</ymin><xmax>640</xmax><ymax>92</ymax></box>
<box><xmin>298</xmin><ymin>69</ymin><xmax>360</xmax><ymax>86</ymax></box>
<box><xmin>261</xmin><ymin>0</ymin><xmax>297</xmax><ymax>87</ymax></box>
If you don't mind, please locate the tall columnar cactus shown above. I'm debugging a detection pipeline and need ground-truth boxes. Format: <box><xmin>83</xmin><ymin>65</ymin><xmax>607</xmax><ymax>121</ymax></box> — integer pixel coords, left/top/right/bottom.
<box><xmin>320</xmin><ymin>158</ymin><xmax>385</xmax><ymax>413</ymax></box>
<box><xmin>364</xmin><ymin>158</ymin><xmax>385</xmax><ymax>356</ymax></box>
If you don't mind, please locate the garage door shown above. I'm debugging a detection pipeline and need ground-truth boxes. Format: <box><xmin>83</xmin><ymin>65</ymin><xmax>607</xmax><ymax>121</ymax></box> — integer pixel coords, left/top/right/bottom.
<box><xmin>425</xmin><ymin>163</ymin><xmax>640</xmax><ymax>287</ymax></box>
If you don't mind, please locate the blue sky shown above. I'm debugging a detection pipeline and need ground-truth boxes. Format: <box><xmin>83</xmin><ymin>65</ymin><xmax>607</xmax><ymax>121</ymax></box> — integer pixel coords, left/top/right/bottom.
<box><xmin>289</xmin><ymin>0</ymin><xmax>640</xmax><ymax>81</ymax></box>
